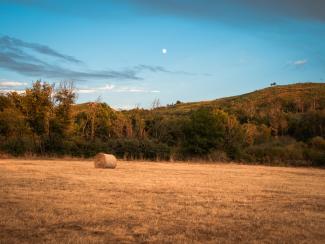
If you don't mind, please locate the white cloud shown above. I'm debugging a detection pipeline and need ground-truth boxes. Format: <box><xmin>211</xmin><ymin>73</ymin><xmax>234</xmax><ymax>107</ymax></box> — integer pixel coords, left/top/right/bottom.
<box><xmin>292</xmin><ymin>59</ymin><xmax>307</xmax><ymax>66</ymax></box>
<box><xmin>78</xmin><ymin>89</ymin><xmax>96</xmax><ymax>94</ymax></box>
<box><xmin>114</xmin><ymin>87</ymin><xmax>145</xmax><ymax>93</ymax></box>
<box><xmin>0</xmin><ymin>89</ymin><xmax>25</xmax><ymax>94</ymax></box>
<box><xmin>116</xmin><ymin>104</ymin><xmax>138</xmax><ymax>110</ymax></box>
<box><xmin>77</xmin><ymin>84</ymin><xmax>160</xmax><ymax>94</ymax></box>
<box><xmin>111</xmin><ymin>86</ymin><xmax>160</xmax><ymax>93</ymax></box>
<box><xmin>98</xmin><ymin>84</ymin><xmax>115</xmax><ymax>90</ymax></box>
<box><xmin>0</xmin><ymin>81</ymin><xmax>28</xmax><ymax>87</ymax></box>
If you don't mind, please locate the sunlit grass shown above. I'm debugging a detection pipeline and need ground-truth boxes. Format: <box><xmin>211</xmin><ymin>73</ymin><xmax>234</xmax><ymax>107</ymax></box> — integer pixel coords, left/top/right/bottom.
<box><xmin>1</xmin><ymin>159</ymin><xmax>324</xmax><ymax>243</ymax></box>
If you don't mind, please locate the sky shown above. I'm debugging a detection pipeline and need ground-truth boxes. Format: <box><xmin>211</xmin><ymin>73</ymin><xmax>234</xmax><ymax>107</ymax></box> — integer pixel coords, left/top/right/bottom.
<box><xmin>0</xmin><ymin>0</ymin><xmax>324</xmax><ymax>109</ymax></box>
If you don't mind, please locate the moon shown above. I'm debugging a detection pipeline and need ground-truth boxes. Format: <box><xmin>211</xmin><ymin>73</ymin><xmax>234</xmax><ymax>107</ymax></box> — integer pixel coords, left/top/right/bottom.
<box><xmin>162</xmin><ymin>48</ymin><xmax>167</xmax><ymax>54</ymax></box>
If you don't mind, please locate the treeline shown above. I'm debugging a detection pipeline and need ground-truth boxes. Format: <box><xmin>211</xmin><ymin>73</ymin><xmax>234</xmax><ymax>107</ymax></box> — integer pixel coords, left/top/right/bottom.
<box><xmin>0</xmin><ymin>81</ymin><xmax>324</xmax><ymax>166</ymax></box>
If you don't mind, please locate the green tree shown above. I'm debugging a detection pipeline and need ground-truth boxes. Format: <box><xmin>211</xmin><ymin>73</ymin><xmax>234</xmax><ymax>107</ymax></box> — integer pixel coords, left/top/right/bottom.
<box><xmin>182</xmin><ymin>108</ymin><xmax>226</xmax><ymax>155</ymax></box>
<box><xmin>21</xmin><ymin>81</ymin><xmax>53</xmax><ymax>153</ymax></box>
<box><xmin>52</xmin><ymin>81</ymin><xmax>76</xmax><ymax>137</ymax></box>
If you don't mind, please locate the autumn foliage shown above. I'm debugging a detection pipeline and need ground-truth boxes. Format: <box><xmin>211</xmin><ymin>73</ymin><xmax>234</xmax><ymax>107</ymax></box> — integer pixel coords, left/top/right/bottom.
<box><xmin>0</xmin><ymin>81</ymin><xmax>324</xmax><ymax>166</ymax></box>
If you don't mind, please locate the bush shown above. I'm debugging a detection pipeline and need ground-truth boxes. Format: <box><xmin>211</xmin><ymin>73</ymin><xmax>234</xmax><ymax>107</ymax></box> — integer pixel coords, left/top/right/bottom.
<box><xmin>305</xmin><ymin>137</ymin><xmax>325</xmax><ymax>166</ymax></box>
<box><xmin>242</xmin><ymin>138</ymin><xmax>308</xmax><ymax>166</ymax></box>
<box><xmin>304</xmin><ymin>148</ymin><xmax>325</xmax><ymax>167</ymax></box>
<box><xmin>181</xmin><ymin>108</ymin><xmax>226</xmax><ymax>155</ymax></box>
<box><xmin>70</xmin><ymin>138</ymin><xmax>108</xmax><ymax>158</ymax></box>
<box><xmin>1</xmin><ymin>136</ymin><xmax>34</xmax><ymax>156</ymax></box>
<box><xmin>207</xmin><ymin>150</ymin><xmax>229</xmax><ymax>162</ymax></box>
<box><xmin>106</xmin><ymin>139</ymin><xmax>170</xmax><ymax>161</ymax></box>
<box><xmin>309</xmin><ymin>136</ymin><xmax>325</xmax><ymax>150</ymax></box>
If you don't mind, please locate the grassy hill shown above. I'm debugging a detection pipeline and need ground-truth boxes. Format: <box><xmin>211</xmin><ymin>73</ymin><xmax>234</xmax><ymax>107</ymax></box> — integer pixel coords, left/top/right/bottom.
<box><xmin>73</xmin><ymin>83</ymin><xmax>325</xmax><ymax>120</ymax></box>
<box><xmin>151</xmin><ymin>82</ymin><xmax>325</xmax><ymax>117</ymax></box>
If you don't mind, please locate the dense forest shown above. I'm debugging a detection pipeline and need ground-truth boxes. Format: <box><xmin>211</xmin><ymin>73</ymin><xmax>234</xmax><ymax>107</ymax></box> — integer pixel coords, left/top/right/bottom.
<box><xmin>0</xmin><ymin>81</ymin><xmax>324</xmax><ymax>166</ymax></box>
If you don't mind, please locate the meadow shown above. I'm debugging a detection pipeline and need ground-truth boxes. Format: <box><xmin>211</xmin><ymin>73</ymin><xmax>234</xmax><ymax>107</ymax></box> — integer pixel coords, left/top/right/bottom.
<box><xmin>0</xmin><ymin>159</ymin><xmax>324</xmax><ymax>243</ymax></box>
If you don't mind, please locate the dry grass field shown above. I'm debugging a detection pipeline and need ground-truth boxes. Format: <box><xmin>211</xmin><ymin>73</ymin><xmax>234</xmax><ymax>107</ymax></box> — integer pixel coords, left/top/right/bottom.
<box><xmin>0</xmin><ymin>159</ymin><xmax>325</xmax><ymax>243</ymax></box>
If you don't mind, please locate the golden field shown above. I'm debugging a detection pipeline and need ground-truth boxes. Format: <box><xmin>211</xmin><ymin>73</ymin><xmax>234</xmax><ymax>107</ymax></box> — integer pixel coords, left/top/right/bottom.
<box><xmin>0</xmin><ymin>159</ymin><xmax>324</xmax><ymax>243</ymax></box>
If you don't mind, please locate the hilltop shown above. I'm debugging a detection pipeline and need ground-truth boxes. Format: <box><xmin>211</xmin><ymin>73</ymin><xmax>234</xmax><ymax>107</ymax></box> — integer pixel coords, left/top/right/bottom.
<box><xmin>149</xmin><ymin>82</ymin><xmax>325</xmax><ymax>117</ymax></box>
<box><xmin>73</xmin><ymin>83</ymin><xmax>325</xmax><ymax>119</ymax></box>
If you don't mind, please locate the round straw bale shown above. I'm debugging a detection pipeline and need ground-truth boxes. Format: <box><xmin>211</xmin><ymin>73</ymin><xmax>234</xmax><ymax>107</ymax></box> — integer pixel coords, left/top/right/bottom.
<box><xmin>94</xmin><ymin>153</ymin><xmax>117</xmax><ymax>169</ymax></box>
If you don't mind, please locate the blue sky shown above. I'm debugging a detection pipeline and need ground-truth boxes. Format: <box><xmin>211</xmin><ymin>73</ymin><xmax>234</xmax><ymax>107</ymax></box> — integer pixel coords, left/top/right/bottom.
<box><xmin>0</xmin><ymin>0</ymin><xmax>324</xmax><ymax>109</ymax></box>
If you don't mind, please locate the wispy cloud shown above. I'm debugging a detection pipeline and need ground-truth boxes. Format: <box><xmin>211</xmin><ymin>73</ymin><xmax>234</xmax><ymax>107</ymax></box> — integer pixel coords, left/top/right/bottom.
<box><xmin>283</xmin><ymin>59</ymin><xmax>308</xmax><ymax>69</ymax></box>
<box><xmin>293</xmin><ymin>59</ymin><xmax>308</xmax><ymax>66</ymax></box>
<box><xmin>134</xmin><ymin>65</ymin><xmax>168</xmax><ymax>73</ymax></box>
<box><xmin>0</xmin><ymin>89</ymin><xmax>25</xmax><ymax>94</ymax></box>
<box><xmin>78</xmin><ymin>84</ymin><xmax>115</xmax><ymax>94</ymax></box>
<box><xmin>133</xmin><ymin>64</ymin><xmax>208</xmax><ymax>76</ymax></box>
<box><xmin>0</xmin><ymin>36</ymin><xmax>194</xmax><ymax>81</ymax></box>
<box><xmin>0</xmin><ymin>81</ymin><xmax>27</xmax><ymax>87</ymax></box>
<box><xmin>0</xmin><ymin>35</ymin><xmax>141</xmax><ymax>81</ymax></box>
<box><xmin>0</xmin><ymin>36</ymin><xmax>81</xmax><ymax>63</ymax></box>
<box><xmin>0</xmin><ymin>83</ymin><xmax>160</xmax><ymax>95</ymax></box>
<box><xmin>114</xmin><ymin>87</ymin><xmax>160</xmax><ymax>93</ymax></box>
<box><xmin>98</xmin><ymin>84</ymin><xmax>115</xmax><ymax>91</ymax></box>
<box><xmin>77</xmin><ymin>84</ymin><xmax>160</xmax><ymax>94</ymax></box>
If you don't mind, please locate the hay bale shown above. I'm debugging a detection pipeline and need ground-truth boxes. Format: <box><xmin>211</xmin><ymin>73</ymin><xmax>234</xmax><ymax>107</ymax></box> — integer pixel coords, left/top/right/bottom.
<box><xmin>94</xmin><ymin>153</ymin><xmax>117</xmax><ymax>169</ymax></box>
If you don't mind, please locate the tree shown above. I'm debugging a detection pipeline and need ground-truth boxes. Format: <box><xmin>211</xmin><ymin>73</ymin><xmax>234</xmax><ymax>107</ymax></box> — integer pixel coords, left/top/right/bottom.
<box><xmin>224</xmin><ymin>114</ymin><xmax>244</xmax><ymax>158</ymax></box>
<box><xmin>288</xmin><ymin>110</ymin><xmax>325</xmax><ymax>141</ymax></box>
<box><xmin>242</xmin><ymin>123</ymin><xmax>258</xmax><ymax>146</ymax></box>
<box><xmin>130</xmin><ymin>109</ymin><xmax>146</xmax><ymax>138</ymax></box>
<box><xmin>52</xmin><ymin>81</ymin><xmax>76</xmax><ymax>138</ymax></box>
<box><xmin>182</xmin><ymin>108</ymin><xmax>226</xmax><ymax>155</ymax></box>
<box><xmin>23</xmin><ymin>81</ymin><xmax>53</xmax><ymax>135</ymax></box>
<box><xmin>21</xmin><ymin>81</ymin><xmax>53</xmax><ymax>153</ymax></box>
<box><xmin>75</xmin><ymin>102</ymin><xmax>132</xmax><ymax>140</ymax></box>
<box><xmin>0</xmin><ymin>94</ymin><xmax>11</xmax><ymax>111</ymax></box>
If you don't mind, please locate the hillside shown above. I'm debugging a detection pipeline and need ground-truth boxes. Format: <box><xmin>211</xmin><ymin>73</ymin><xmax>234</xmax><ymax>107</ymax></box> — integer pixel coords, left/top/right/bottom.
<box><xmin>73</xmin><ymin>83</ymin><xmax>325</xmax><ymax>119</ymax></box>
<box><xmin>151</xmin><ymin>83</ymin><xmax>325</xmax><ymax>117</ymax></box>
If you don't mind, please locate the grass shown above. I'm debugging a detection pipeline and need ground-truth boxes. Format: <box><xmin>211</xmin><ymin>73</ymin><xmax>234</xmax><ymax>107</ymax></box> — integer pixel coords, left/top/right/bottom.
<box><xmin>148</xmin><ymin>82</ymin><xmax>325</xmax><ymax>115</ymax></box>
<box><xmin>0</xmin><ymin>159</ymin><xmax>325</xmax><ymax>243</ymax></box>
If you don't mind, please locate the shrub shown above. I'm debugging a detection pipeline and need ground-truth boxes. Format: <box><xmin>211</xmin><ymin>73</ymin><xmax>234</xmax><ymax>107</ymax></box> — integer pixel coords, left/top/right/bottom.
<box><xmin>106</xmin><ymin>139</ymin><xmax>170</xmax><ymax>161</ymax></box>
<box><xmin>309</xmin><ymin>136</ymin><xmax>325</xmax><ymax>150</ymax></box>
<box><xmin>243</xmin><ymin>138</ymin><xmax>308</xmax><ymax>166</ymax></box>
<box><xmin>1</xmin><ymin>136</ymin><xmax>34</xmax><ymax>156</ymax></box>
<box><xmin>305</xmin><ymin>137</ymin><xmax>325</xmax><ymax>166</ymax></box>
<box><xmin>181</xmin><ymin>108</ymin><xmax>226</xmax><ymax>155</ymax></box>
<box><xmin>207</xmin><ymin>150</ymin><xmax>229</xmax><ymax>162</ymax></box>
